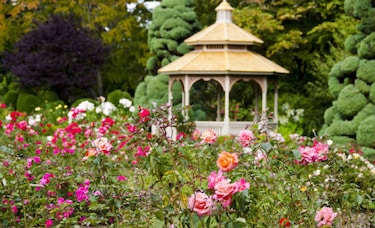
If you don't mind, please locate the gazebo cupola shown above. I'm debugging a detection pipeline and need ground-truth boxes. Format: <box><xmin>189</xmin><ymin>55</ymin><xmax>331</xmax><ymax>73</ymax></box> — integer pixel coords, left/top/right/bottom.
<box><xmin>159</xmin><ymin>0</ymin><xmax>289</xmax><ymax>136</ymax></box>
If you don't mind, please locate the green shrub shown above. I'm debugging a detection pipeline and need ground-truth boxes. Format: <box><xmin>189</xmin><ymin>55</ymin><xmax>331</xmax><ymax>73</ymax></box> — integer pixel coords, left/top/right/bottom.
<box><xmin>331</xmin><ymin>135</ymin><xmax>356</xmax><ymax>146</ymax></box>
<box><xmin>328</xmin><ymin>62</ymin><xmax>343</xmax><ymax>78</ymax></box>
<box><xmin>134</xmin><ymin>81</ymin><xmax>148</xmax><ymax>107</ymax></box>
<box><xmin>354</xmin><ymin>79</ymin><xmax>370</xmax><ymax>93</ymax></box>
<box><xmin>3</xmin><ymin>90</ymin><xmax>19</xmax><ymax>109</ymax></box>
<box><xmin>16</xmin><ymin>93</ymin><xmax>42</xmax><ymax>114</ymax></box>
<box><xmin>345</xmin><ymin>33</ymin><xmax>366</xmax><ymax>54</ymax></box>
<box><xmin>361</xmin><ymin>147</ymin><xmax>375</xmax><ymax>161</ymax></box>
<box><xmin>369</xmin><ymin>83</ymin><xmax>375</xmax><ymax>103</ymax></box>
<box><xmin>328</xmin><ymin>77</ymin><xmax>345</xmax><ymax>98</ymax></box>
<box><xmin>358</xmin><ymin>32</ymin><xmax>375</xmax><ymax>59</ymax></box>
<box><xmin>352</xmin><ymin>103</ymin><xmax>375</xmax><ymax>126</ymax></box>
<box><xmin>344</xmin><ymin>0</ymin><xmax>372</xmax><ymax>18</ymax></box>
<box><xmin>323</xmin><ymin>106</ymin><xmax>341</xmax><ymax>125</ymax></box>
<box><xmin>324</xmin><ymin>120</ymin><xmax>356</xmax><ymax>136</ymax></box>
<box><xmin>357</xmin><ymin>115</ymin><xmax>375</xmax><ymax>147</ymax></box>
<box><xmin>357</xmin><ymin>13</ymin><xmax>375</xmax><ymax>34</ymax></box>
<box><xmin>336</xmin><ymin>85</ymin><xmax>367</xmax><ymax>117</ymax></box>
<box><xmin>357</xmin><ymin>59</ymin><xmax>375</xmax><ymax>83</ymax></box>
<box><xmin>38</xmin><ymin>90</ymin><xmax>60</xmax><ymax>103</ymax></box>
<box><xmin>341</xmin><ymin>56</ymin><xmax>360</xmax><ymax>74</ymax></box>
<box><xmin>107</xmin><ymin>89</ymin><xmax>132</xmax><ymax>106</ymax></box>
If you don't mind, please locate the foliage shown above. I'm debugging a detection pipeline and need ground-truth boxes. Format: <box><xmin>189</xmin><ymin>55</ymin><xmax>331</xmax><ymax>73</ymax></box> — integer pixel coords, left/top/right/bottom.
<box><xmin>2</xmin><ymin>14</ymin><xmax>110</xmax><ymax>104</ymax></box>
<box><xmin>146</xmin><ymin>0</ymin><xmax>201</xmax><ymax>75</ymax></box>
<box><xmin>16</xmin><ymin>93</ymin><xmax>41</xmax><ymax>114</ymax></box>
<box><xmin>0</xmin><ymin>0</ymin><xmax>152</xmax><ymax>99</ymax></box>
<box><xmin>0</xmin><ymin>100</ymin><xmax>374</xmax><ymax>227</ymax></box>
<box><xmin>322</xmin><ymin>0</ymin><xmax>375</xmax><ymax>149</ymax></box>
<box><xmin>232</xmin><ymin>0</ymin><xmax>357</xmax><ymax>136</ymax></box>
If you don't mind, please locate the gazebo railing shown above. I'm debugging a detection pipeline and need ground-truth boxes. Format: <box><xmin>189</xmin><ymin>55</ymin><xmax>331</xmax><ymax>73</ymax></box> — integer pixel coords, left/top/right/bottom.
<box><xmin>195</xmin><ymin>121</ymin><xmax>277</xmax><ymax>136</ymax></box>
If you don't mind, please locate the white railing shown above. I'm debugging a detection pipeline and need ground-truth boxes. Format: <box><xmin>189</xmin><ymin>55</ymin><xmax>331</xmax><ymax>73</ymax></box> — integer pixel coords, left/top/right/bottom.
<box><xmin>195</xmin><ymin>121</ymin><xmax>277</xmax><ymax>136</ymax></box>
<box><xmin>195</xmin><ymin>121</ymin><xmax>252</xmax><ymax>136</ymax></box>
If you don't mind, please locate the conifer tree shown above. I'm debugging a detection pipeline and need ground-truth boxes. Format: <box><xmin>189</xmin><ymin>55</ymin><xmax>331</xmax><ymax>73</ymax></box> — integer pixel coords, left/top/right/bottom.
<box><xmin>146</xmin><ymin>0</ymin><xmax>201</xmax><ymax>76</ymax></box>
<box><xmin>134</xmin><ymin>0</ymin><xmax>200</xmax><ymax>107</ymax></box>
<box><xmin>321</xmin><ymin>0</ymin><xmax>375</xmax><ymax>159</ymax></box>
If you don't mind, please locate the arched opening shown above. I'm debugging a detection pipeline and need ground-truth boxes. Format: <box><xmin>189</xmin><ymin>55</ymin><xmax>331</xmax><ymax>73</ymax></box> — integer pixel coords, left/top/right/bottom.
<box><xmin>189</xmin><ymin>79</ymin><xmax>224</xmax><ymax>121</ymax></box>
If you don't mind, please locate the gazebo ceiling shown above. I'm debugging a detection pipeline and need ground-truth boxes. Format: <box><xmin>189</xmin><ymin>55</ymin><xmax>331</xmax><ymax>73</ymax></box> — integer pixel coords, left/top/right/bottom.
<box><xmin>158</xmin><ymin>50</ymin><xmax>289</xmax><ymax>75</ymax></box>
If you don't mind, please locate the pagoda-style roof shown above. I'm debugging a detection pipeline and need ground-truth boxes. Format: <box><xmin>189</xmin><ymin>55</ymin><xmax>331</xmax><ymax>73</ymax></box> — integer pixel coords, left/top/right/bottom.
<box><xmin>158</xmin><ymin>49</ymin><xmax>289</xmax><ymax>75</ymax></box>
<box><xmin>158</xmin><ymin>0</ymin><xmax>288</xmax><ymax>76</ymax></box>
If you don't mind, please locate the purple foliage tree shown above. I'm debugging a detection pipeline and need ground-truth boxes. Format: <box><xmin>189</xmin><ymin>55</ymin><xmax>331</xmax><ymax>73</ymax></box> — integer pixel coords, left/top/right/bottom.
<box><xmin>3</xmin><ymin>14</ymin><xmax>110</xmax><ymax>103</ymax></box>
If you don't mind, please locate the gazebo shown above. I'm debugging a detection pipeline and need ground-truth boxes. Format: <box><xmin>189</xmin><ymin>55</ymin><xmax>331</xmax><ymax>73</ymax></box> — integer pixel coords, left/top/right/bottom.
<box><xmin>158</xmin><ymin>0</ymin><xmax>288</xmax><ymax>136</ymax></box>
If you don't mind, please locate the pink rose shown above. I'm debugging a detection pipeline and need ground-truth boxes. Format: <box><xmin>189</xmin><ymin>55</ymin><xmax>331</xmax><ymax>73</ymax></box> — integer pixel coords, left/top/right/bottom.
<box><xmin>93</xmin><ymin>137</ymin><xmax>112</xmax><ymax>155</ymax></box>
<box><xmin>201</xmin><ymin>129</ymin><xmax>217</xmax><ymax>144</ymax></box>
<box><xmin>235</xmin><ymin>178</ymin><xmax>250</xmax><ymax>192</ymax></box>
<box><xmin>207</xmin><ymin>170</ymin><xmax>225</xmax><ymax>189</ymax></box>
<box><xmin>188</xmin><ymin>192</ymin><xmax>214</xmax><ymax>217</ymax></box>
<box><xmin>138</xmin><ymin>107</ymin><xmax>150</xmax><ymax>122</ymax></box>
<box><xmin>238</xmin><ymin>129</ymin><xmax>255</xmax><ymax>147</ymax></box>
<box><xmin>315</xmin><ymin>206</ymin><xmax>337</xmax><ymax>227</ymax></box>
<box><xmin>191</xmin><ymin>129</ymin><xmax>201</xmax><ymax>141</ymax></box>
<box><xmin>213</xmin><ymin>179</ymin><xmax>237</xmax><ymax>207</ymax></box>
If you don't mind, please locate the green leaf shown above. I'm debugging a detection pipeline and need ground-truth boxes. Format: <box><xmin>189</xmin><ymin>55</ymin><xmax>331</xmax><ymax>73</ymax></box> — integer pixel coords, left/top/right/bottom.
<box><xmin>292</xmin><ymin>149</ymin><xmax>301</xmax><ymax>160</ymax></box>
<box><xmin>261</xmin><ymin>142</ymin><xmax>272</xmax><ymax>152</ymax></box>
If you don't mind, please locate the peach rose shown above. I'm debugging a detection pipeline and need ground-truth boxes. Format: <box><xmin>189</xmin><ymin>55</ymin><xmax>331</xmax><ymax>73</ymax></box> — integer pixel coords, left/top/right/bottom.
<box><xmin>93</xmin><ymin>137</ymin><xmax>113</xmax><ymax>154</ymax></box>
<box><xmin>213</xmin><ymin>179</ymin><xmax>237</xmax><ymax>207</ymax></box>
<box><xmin>201</xmin><ymin>129</ymin><xmax>217</xmax><ymax>144</ymax></box>
<box><xmin>188</xmin><ymin>191</ymin><xmax>214</xmax><ymax>217</ymax></box>
<box><xmin>82</xmin><ymin>148</ymin><xmax>98</xmax><ymax>161</ymax></box>
<box><xmin>216</xmin><ymin>151</ymin><xmax>238</xmax><ymax>172</ymax></box>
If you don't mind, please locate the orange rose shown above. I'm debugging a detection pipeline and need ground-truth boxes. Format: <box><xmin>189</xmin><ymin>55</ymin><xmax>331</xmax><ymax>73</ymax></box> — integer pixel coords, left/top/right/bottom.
<box><xmin>82</xmin><ymin>148</ymin><xmax>98</xmax><ymax>161</ymax></box>
<box><xmin>216</xmin><ymin>151</ymin><xmax>238</xmax><ymax>172</ymax></box>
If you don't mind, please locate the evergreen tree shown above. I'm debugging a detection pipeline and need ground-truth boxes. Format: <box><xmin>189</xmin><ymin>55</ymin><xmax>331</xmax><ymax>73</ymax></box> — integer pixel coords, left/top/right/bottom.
<box><xmin>2</xmin><ymin>14</ymin><xmax>110</xmax><ymax>104</ymax></box>
<box><xmin>146</xmin><ymin>0</ymin><xmax>201</xmax><ymax>75</ymax></box>
<box><xmin>134</xmin><ymin>0</ymin><xmax>201</xmax><ymax>108</ymax></box>
<box><xmin>321</xmin><ymin>0</ymin><xmax>375</xmax><ymax>160</ymax></box>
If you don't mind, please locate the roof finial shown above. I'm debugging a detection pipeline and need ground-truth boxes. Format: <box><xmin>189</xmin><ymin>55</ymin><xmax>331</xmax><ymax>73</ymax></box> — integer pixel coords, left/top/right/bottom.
<box><xmin>215</xmin><ymin>0</ymin><xmax>233</xmax><ymax>23</ymax></box>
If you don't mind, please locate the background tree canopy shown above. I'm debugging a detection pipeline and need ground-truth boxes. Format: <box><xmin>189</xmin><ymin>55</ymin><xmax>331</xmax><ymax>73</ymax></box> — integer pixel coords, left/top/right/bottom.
<box><xmin>3</xmin><ymin>14</ymin><xmax>110</xmax><ymax>103</ymax></box>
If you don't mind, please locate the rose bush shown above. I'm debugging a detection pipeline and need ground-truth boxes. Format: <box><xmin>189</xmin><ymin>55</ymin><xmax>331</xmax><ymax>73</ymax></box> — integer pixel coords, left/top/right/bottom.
<box><xmin>0</xmin><ymin>99</ymin><xmax>374</xmax><ymax>227</ymax></box>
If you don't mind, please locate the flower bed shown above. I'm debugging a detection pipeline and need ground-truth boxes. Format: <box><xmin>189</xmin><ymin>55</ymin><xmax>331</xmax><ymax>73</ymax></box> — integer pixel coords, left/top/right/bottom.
<box><xmin>0</xmin><ymin>100</ymin><xmax>374</xmax><ymax>227</ymax></box>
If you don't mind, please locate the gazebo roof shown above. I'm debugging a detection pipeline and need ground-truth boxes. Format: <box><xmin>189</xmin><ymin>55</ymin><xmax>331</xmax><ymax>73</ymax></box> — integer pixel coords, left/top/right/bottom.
<box><xmin>185</xmin><ymin>0</ymin><xmax>263</xmax><ymax>46</ymax></box>
<box><xmin>158</xmin><ymin>50</ymin><xmax>289</xmax><ymax>75</ymax></box>
<box><xmin>158</xmin><ymin>0</ymin><xmax>289</xmax><ymax>76</ymax></box>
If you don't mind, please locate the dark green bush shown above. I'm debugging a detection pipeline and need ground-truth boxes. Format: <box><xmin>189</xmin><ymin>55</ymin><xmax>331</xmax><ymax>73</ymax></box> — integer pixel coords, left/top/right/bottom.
<box><xmin>357</xmin><ymin>115</ymin><xmax>375</xmax><ymax>147</ymax></box>
<box><xmin>3</xmin><ymin>90</ymin><xmax>19</xmax><ymax>109</ymax></box>
<box><xmin>357</xmin><ymin>59</ymin><xmax>375</xmax><ymax>83</ymax></box>
<box><xmin>16</xmin><ymin>93</ymin><xmax>42</xmax><ymax>114</ymax></box>
<box><xmin>358</xmin><ymin>32</ymin><xmax>375</xmax><ymax>59</ymax></box>
<box><xmin>336</xmin><ymin>85</ymin><xmax>367</xmax><ymax>117</ymax></box>
<box><xmin>38</xmin><ymin>90</ymin><xmax>60</xmax><ymax>103</ymax></box>
<box><xmin>107</xmin><ymin>89</ymin><xmax>132</xmax><ymax>106</ymax></box>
